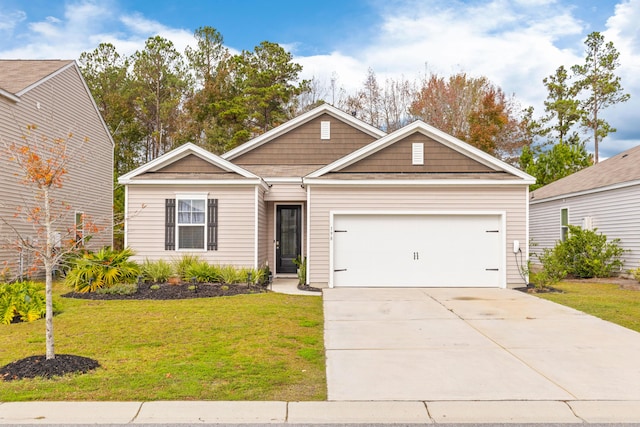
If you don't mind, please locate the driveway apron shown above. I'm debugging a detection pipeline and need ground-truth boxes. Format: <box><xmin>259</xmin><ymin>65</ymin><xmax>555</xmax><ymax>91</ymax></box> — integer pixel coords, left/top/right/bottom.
<box><xmin>323</xmin><ymin>287</ymin><xmax>640</xmax><ymax>401</ymax></box>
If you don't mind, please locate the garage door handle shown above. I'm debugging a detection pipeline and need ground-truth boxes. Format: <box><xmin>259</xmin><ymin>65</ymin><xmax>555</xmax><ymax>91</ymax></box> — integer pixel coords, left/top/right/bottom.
<box><xmin>486</xmin><ymin>230</ymin><xmax>499</xmax><ymax>233</ymax></box>
<box><xmin>485</xmin><ymin>268</ymin><xmax>499</xmax><ymax>271</ymax></box>
<box><xmin>334</xmin><ymin>269</ymin><xmax>347</xmax><ymax>272</ymax></box>
<box><xmin>334</xmin><ymin>230</ymin><xmax>347</xmax><ymax>233</ymax></box>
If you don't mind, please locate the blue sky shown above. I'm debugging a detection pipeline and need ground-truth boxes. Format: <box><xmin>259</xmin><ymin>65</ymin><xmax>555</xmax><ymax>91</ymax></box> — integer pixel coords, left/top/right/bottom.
<box><xmin>1</xmin><ymin>0</ymin><xmax>638</xmax><ymax>158</ymax></box>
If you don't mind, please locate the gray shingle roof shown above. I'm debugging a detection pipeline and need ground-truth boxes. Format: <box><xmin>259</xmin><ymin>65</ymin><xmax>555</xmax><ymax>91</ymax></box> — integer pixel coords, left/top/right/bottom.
<box><xmin>0</xmin><ymin>60</ymin><xmax>73</xmax><ymax>94</ymax></box>
<box><xmin>531</xmin><ymin>144</ymin><xmax>640</xmax><ymax>201</ymax></box>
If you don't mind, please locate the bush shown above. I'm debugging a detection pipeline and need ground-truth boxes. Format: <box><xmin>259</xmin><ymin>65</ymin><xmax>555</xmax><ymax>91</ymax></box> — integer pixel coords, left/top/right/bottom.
<box><xmin>219</xmin><ymin>265</ymin><xmax>242</xmax><ymax>284</ymax></box>
<box><xmin>632</xmin><ymin>266</ymin><xmax>640</xmax><ymax>283</ymax></box>
<box><xmin>65</xmin><ymin>247</ymin><xmax>141</xmax><ymax>293</ymax></box>
<box><xmin>537</xmin><ymin>226</ymin><xmax>625</xmax><ymax>285</ymax></box>
<box><xmin>0</xmin><ymin>281</ymin><xmax>47</xmax><ymax>324</ymax></box>
<box><xmin>185</xmin><ymin>261</ymin><xmax>220</xmax><ymax>283</ymax></box>
<box><xmin>141</xmin><ymin>259</ymin><xmax>173</xmax><ymax>284</ymax></box>
<box><xmin>172</xmin><ymin>254</ymin><xmax>201</xmax><ymax>279</ymax></box>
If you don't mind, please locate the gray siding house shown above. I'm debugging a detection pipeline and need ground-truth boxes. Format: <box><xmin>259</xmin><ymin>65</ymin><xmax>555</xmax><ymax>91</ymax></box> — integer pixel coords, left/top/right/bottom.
<box><xmin>530</xmin><ymin>145</ymin><xmax>640</xmax><ymax>273</ymax></box>
<box><xmin>120</xmin><ymin>104</ymin><xmax>535</xmax><ymax>288</ymax></box>
<box><xmin>0</xmin><ymin>60</ymin><xmax>114</xmax><ymax>278</ymax></box>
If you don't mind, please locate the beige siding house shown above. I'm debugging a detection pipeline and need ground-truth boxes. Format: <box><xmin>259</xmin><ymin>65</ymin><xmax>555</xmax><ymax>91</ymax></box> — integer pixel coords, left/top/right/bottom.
<box><xmin>0</xmin><ymin>60</ymin><xmax>113</xmax><ymax>279</ymax></box>
<box><xmin>530</xmin><ymin>145</ymin><xmax>640</xmax><ymax>272</ymax></box>
<box><xmin>121</xmin><ymin>104</ymin><xmax>534</xmax><ymax>288</ymax></box>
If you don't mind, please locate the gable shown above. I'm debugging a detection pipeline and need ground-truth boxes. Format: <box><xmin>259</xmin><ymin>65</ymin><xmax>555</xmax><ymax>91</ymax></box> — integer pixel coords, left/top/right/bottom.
<box><xmin>153</xmin><ymin>154</ymin><xmax>230</xmax><ymax>174</ymax></box>
<box><xmin>338</xmin><ymin>132</ymin><xmax>494</xmax><ymax>173</ymax></box>
<box><xmin>231</xmin><ymin>113</ymin><xmax>378</xmax><ymax>170</ymax></box>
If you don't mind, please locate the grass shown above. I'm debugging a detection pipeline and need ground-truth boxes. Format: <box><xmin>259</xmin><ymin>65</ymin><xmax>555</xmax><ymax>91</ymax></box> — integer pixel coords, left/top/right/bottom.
<box><xmin>0</xmin><ymin>283</ymin><xmax>326</xmax><ymax>401</ymax></box>
<box><xmin>535</xmin><ymin>281</ymin><xmax>640</xmax><ymax>333</ymax></box>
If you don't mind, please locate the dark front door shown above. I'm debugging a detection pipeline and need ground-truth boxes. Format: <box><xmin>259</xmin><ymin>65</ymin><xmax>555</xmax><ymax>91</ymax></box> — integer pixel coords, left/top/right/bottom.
<box><xmin>276</xmin><ymin>205</ymin><xmax>301</xmax><ymax>274</ymax></box>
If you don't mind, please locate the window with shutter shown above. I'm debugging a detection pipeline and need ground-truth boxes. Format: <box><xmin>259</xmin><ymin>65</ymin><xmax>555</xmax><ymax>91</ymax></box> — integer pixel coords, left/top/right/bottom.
<box><xmin>165</xmin><ymin>197</ymin><xmax>218</xmax><ymax>251</ymax></box>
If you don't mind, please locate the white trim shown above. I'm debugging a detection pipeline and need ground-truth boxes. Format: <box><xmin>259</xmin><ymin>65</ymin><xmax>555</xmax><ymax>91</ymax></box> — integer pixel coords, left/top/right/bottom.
<box><xmin>221</xmin><ymin>104</ymin><xmax>386</xmax><ymax>160</ymax></box>
<box><xmin>328</xmin><ymin>210</ymin><xmax>507</xmax><ymax>289</ymax></box>
<box><xmin>560</xmin><ymin>206</ymin><xmax>570</xmax><ymax>242</ymax></box>
<box><xmin>175</xmin><ymin>194</ymin><xmax>208</xmax><ymax>251</ymax></box>
<box><xmin>304</xmin><ymin>179</ymin><xmax>534</xmax><ymax>186</ymax></box>
<box><xmin>263</xmin><ymin>177</ymin><xmax>306</xmax><ymax>184</ymax></box>
<box><xmin>0</xmin><ymin>88</ymin><xmax>20</xmax><ymax>102</ymax></box>
<box><xmin>122</xmin><ymin>179</ymin><xmax>268</xmax><ymax>189</ymax></box>
<box><xmin>307</xmin><ymin>121</ymin><xmax>534</xmax><ymax>182</ymax></box>
<box><xmin>306</xmin><ymin>186</ymin><xmax>311</xmax><ymax>286</ymax></box>
<box><xmin>273</xmin><ymin>202</ymin><xmax>305</xmax><ymax>276</ymax></box>
<box><xmin>525</xmin><ymin>187</ymin><xmax>530</xmax><ymax>283</ymax></box>
<box><xmin>123</xmin><ymin>185</ymin><xmax>129</xmax><ymax>248</ymax></box>
<box><xmin>254</xmin><ymin>186</ymin><xmax>259</xmax><ymax>270</ymax></box>
<box><xmin>118</xmin><ymin>142</ymin><xmax>260</xmax><ymax>184</ymax></box>
<box><xmin>531</xmin><ymin>179</ymin><xmax>640</xmax><ymax>204</ymax></box>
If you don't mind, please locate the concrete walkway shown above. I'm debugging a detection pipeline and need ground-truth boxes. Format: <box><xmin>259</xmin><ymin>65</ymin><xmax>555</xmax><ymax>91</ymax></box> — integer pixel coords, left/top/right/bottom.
<box><xmin>3</xmin><ymin>287</ymin><xmax>640</xmax><ymax>424</ymax></box>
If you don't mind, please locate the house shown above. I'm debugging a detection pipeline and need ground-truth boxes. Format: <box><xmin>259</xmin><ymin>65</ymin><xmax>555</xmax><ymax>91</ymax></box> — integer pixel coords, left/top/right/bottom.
<box><xmin>119</xmin><ymin>104</ymin><xmax>534</xmax><ymax>288</ymax></box>
<box><xmin>530</xmin><ymin>145</ymin><xmax>640</xmax><ymax>272</ymax></box>
<box><xmin>0</xmin><ymin>60</ymin><xmax>114</xmax><ymax>278</ymax></box>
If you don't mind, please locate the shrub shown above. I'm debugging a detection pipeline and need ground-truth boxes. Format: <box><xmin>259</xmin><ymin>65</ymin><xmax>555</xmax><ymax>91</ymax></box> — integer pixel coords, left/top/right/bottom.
<box><xmin>537</xmin><ymin>226</ymin><xmax>625</xmax><ymax>284</ymax></box>
<box><xmin>65</xmin><ymin>247</ymin><xmax>141</xmax><ymax>293</ymax></box>
<box><xmin>0</xmin><ymin>281</ymin><xmax>47</xmax><ymax>324</ymax></box>
<box><xmin>632</xmin><ymin>266</ymin><xmax>640</xmax><ymax>283</ymax></box>
<box><xmin>293</xmin><ymin>256</ymin><xmax>307</xmax><ymax>285</ymax></box>
<box><xmin>141</xmin><ymin>259</ymin><xmax>173</xmax><ymax>283</ymax></box>
<box><xmin>219</xmin><ymin>265</ymin><xmax>241</xmax><ymax>284</ymax></box>
<box><xmin>172</xmin><ymin>254</ymin><xmax>202</xmax><ymax>279</ymax></box>
<box><xmin>185</xmin><ymin>261</ymin><xmax>220</xmax><ymax>283</ymax></box>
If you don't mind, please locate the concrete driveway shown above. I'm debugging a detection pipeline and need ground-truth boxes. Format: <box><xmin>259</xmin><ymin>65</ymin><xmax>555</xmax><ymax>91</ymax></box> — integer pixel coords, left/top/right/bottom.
<box><xmin>324</xmin><ymin>287</ymin><xmax>640</xmax><ymax>401</ymax></box>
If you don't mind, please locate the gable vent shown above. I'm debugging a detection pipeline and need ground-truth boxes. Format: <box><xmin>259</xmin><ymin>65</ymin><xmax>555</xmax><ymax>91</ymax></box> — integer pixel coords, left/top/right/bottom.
<box><xmin>412</xmin><ymin>143</ymin><xmax>424</xmax><ymax>165</ymax></box>
<box><xmin>321</xmin><ymin>121</ymin><xmax>330</xmax><ymax>140</ymax></box>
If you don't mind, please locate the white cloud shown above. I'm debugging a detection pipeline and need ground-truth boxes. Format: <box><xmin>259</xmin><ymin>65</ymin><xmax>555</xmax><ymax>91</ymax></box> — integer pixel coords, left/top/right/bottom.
<box><xmin>0</xmin><ymin>8</ymin><xmax>26</xmax><ymax>32</ymax></box>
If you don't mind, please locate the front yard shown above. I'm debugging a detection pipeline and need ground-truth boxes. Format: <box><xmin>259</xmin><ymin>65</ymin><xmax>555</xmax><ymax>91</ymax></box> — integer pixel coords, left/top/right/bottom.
<box><xmin>534</xmin><ymin>281</ymin><xmax>640</xmax><ymax>333</ymax></box>
<box><xmin>0</xmin><ymin>283</ymin><xmax>326</xmax><ymax>401</ymax></box>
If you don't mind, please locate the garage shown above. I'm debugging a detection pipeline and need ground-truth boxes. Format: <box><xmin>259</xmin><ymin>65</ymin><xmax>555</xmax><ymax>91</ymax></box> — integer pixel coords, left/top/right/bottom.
<box><xmin>331</xmin><ymin>213</ymin><xmax>504</xmax><ymax>287</ymax></box>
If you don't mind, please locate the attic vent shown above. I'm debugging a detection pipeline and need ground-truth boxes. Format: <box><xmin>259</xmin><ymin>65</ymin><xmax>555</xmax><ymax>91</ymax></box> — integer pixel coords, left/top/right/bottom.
<box><xmin>321</xmin><ymin>121</ymin><xmax>330</xmax><ymax>140</ymax></box>
<box><xmin>412</xmin><ymin>143</ymin><xmax>424</xmax><ymax>165</ymax></box>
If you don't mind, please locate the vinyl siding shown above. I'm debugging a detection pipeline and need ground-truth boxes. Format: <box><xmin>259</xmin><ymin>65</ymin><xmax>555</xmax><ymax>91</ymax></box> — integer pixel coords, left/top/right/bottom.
<box><xmin>264</xmin><ymin>183</ymin><xmax>307</xmax><ymax>201</ymax></box>
<box><xmin>126</xmin><ymin>184</ymin><xmax>256</xmax><ymax>267</ymax></box>
<box><xmin>257</xmin><ymin>187</ymin><xmax>268</xmax><ymax>268</ymax></box>
<box><xmin>530</xmin><ymin>184</ymin><xmax>640</xmax><ymax>271</ymax></box>
<box><xmin>0</xmin><ymin>64</ymin><xmax>113</xmax><ymax>277</ymax></box>
<box><xmin>308</xmin><ymin>185</ymin><xmax>528</xmax><ymax>288</ymax></box>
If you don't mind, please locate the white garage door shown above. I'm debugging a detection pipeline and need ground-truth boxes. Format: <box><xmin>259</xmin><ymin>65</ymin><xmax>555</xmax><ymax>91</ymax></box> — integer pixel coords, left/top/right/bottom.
<box><xmin>332</xmin><ymin>214</ymin><xmax>503</xmax><ymax>287</ymax></box>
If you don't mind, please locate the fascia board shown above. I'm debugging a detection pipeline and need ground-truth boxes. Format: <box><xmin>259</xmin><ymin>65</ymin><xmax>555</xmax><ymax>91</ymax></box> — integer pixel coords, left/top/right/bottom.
<box><xmin>221</xmin><ymin>104</ymin><xmax>386</xmax><ymax>160</ymax></box>
<box><xmin>530</xmin><ymin>179</ymin><xmax>640</xmax><ymax>205</ymax></box>
<box><xmin>303</xmin><ymin>178</ymin><xmax>534</xmax><ymax>186</ymax></box>
<box><xmin>0</xmin><ymin>88</ymin><xmax>20</xmax><ymax>102</ymax></box>
<box><xmin>119</xmin><ymin>178</ymin><xmax>268</xmax><ymax>189</ymax></box>
<box><xmin>118</xmin><ymin>143</ymin><xmax>259</xmax><ymax>182</ymax></box>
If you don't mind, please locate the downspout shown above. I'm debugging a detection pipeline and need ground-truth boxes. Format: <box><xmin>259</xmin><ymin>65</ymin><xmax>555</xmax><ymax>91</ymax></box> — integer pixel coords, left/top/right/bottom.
<box><xmin>305</xmin><ymin>178</ymin><xmax>311</xmax><ymax>286</ymax></box>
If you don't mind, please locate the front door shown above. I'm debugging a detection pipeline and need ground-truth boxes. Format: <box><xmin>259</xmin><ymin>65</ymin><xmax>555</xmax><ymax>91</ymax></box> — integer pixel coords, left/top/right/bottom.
<box><xmin>276</xmin><ymin>205</ymin><xmax>301</xmax><ymax>274</ymax></box>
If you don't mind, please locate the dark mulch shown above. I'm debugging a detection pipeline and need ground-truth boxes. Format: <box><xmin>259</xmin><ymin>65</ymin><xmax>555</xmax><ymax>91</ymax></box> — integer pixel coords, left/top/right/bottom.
<box><xmin>0</xmin><ymin>354</ymin><xmax>99</xmax><ymax>382</ymax></box>
<box><xmin>297</xmin><ymin>283</ymin><xmax>322</xmax><ymax>293</ymax></box>
<box><xmin>62</xmin><ymin>282</ymin><xmax>269</xmax><ymax>300</ymax></box>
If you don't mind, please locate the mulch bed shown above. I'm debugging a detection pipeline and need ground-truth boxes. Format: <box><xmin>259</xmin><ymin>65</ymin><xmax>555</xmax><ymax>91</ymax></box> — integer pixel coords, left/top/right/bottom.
<box><xmin>0</xmin><ymin>354</ymin><xmax>99</xmax><ymax>382</ymax></box>
<box><xmin>1</xmin><ymin>283</ymin><xmax>269</xmax><ymax>382</ymax></box>
<box><xmin>62</xmin><ymin>282</ymin><xmax>269</xmax><ymax>300</ymax></box>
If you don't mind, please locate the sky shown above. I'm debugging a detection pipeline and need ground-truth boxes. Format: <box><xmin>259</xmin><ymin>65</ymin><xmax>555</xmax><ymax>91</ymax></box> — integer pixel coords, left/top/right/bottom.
<box><xmin>1</xmin><ymin>0</ymin><xmax>639</xmax><ymax>159</ymax></box>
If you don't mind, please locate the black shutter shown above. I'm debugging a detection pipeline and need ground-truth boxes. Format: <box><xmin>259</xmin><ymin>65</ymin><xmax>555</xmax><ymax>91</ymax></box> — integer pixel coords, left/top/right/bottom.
<box><xmin>207</xmin><ymin>199</ymin><xmax>218</xmax><ymax>250</ymax></box>
<box><xmin>165</xmin><ymin>199</ymin><xmax>175</xmax><ymax>250</ymax></box>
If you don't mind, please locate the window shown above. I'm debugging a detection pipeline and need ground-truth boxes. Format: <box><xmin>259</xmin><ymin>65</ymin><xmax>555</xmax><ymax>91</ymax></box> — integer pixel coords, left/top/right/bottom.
<box><xmin>561</xmin><ymin>208</ymin><xmax>569</xmax><ymax>242</ymax></box>
<box><xmin>75</xmin><ymin>211</ymin><xmax>84</xmax><ymax>245</ymax></box>
<box><xmin>165</xmin><ymin>197</ymin><xmax>217</xmax><ymax>251</ymax></box>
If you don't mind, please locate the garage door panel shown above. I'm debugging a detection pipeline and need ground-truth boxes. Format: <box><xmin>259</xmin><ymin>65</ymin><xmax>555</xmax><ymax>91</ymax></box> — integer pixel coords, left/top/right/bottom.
<box><xmin>332</xmin><ymin>214</ymin><xmax>502</xmax><ymax>287</ymax></box>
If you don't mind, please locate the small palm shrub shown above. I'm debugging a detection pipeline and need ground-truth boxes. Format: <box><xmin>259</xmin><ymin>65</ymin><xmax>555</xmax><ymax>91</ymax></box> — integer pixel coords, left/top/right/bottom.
<box><xmin>141</xmin><ymin>259</ymin><xmax>173</xmax><ymax>283</ymax></box>
<box><xmin>185</xmin><ymin>261</ymin><xmax>220</xmax><ymax>283</ymax></box>
<box><xmin>0</xmin><ymin>281</ymin><xmax>47</xmax><ymax>324</ymax></box>
<box><xmin>172</xmin><ymin>254</ymin><xmax>201</xmax><ymax>279</ymax></box>
<box><xmin>65</xmin><ymin>247</ymin><xmax>140</xmax><ymax>293</ymax></box>
<box><xmin>219</xmin><ymin>265</ymin><xmax>242</xmax><ymax>284</ymax></box>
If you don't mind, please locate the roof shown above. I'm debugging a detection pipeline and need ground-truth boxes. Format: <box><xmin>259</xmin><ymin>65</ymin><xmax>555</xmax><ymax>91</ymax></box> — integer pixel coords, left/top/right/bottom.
<box><xmin>306</xmin><ymin>120</ymin><xmax>535</xmax><ymax>184</ymax></box>
<box><xmin>0</xmin><ymin>60</ymin><xmax>74</xmax><ymax>96</ymax></box>
<box><xmin>531</xmin><ymin>144</ymin><xmax>640</xmax><ymax>202</ymax></box>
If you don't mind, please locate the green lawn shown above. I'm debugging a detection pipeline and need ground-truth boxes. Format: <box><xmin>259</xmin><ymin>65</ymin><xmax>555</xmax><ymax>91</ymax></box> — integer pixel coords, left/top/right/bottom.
<box><xmin>0</xmin><ymin>285</ymin><xmax>326</xmax><ymax>401</ymax></box>
<box><xmin>534</xmin><ymin>281</ymin><xmax>640</xmax><ymax>333</ymax></box>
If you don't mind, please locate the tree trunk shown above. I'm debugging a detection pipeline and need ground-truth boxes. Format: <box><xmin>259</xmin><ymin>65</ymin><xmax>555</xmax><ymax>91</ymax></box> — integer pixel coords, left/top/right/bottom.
<box><xmin>44</xmin><ymin>187</ymin><xmax>55</xmax><ymax>360</ymax></box>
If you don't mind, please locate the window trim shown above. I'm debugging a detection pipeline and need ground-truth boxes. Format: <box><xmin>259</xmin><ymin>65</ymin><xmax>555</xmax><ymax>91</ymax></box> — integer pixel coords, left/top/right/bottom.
<box><xmin>560</xmin><ymin>207</ymin><xmax>569</xmax><ymax>242</ymax></box>
<box><xmin>75</xmin><ymin>211</ymin><xmax>84</xmax><ymax>245</ymax></box>
<box><xmin>176</xmin><ymin>193</ymin><xmax>208</xmax><ymax>251</ymax></box>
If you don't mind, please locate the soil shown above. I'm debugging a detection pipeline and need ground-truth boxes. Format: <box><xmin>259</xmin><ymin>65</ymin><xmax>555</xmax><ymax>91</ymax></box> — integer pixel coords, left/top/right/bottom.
<box><xmin>1</xmin><ymin>282</ymin><xmax>269</xmax><ymax>382</ymax></box>
<box><xmin>516</xmin><ymin>276</ymin><xmax>640</xmax><ymax>294</ymax></box>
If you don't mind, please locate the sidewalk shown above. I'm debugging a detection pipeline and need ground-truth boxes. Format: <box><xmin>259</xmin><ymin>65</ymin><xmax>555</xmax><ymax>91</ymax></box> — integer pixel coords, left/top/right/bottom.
<box><xmin>2</xmin><ymin>400</ymin><xmax>640</xmax><ymax>424</ymax></box>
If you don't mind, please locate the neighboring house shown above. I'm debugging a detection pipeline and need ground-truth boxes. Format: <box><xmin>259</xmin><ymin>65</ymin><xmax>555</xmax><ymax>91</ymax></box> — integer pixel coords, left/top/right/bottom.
<box><xmin>120</xmin><ymin>104</ymin><xmax>534</xmax><ymax>288</ymax></box>
<box><xmin>0</xmin><ymin>60</ymin><xmax>114</xmax><ymax>278</ymax></box>
<box><xmin>530</xmin><ymin>145</ymin><xmax>640</xmax><ymax>272</ymax></box>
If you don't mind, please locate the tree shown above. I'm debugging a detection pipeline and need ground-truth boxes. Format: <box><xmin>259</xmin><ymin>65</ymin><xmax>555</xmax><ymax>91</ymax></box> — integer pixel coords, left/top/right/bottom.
<box><xmin>131</xmin><ymin>36</ymin><xmax>192</xmax><ymax>161</ymax></box>
<box><xmin>410</xmin><ymin>72</ymin><xmax>529</xmax><ymax>163</ymax></box>
<box><xmin>520</xmin><ymin>142</ymin><xmax>592</xmax><ymax>190</ymax></box>
<box><xmin>571</xmin><ymin>32</ymin><xmax>630</xmax><ymax>163</ymax></box>
<box><xmin>540</xmin><ymin>66</ymin><xmax>583</xmax><ymax>145</ymax></box>
<box><xmin>1</xmin><ymin>125</ymin><xmax>100</xmax><ymax>359</ymax></box>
